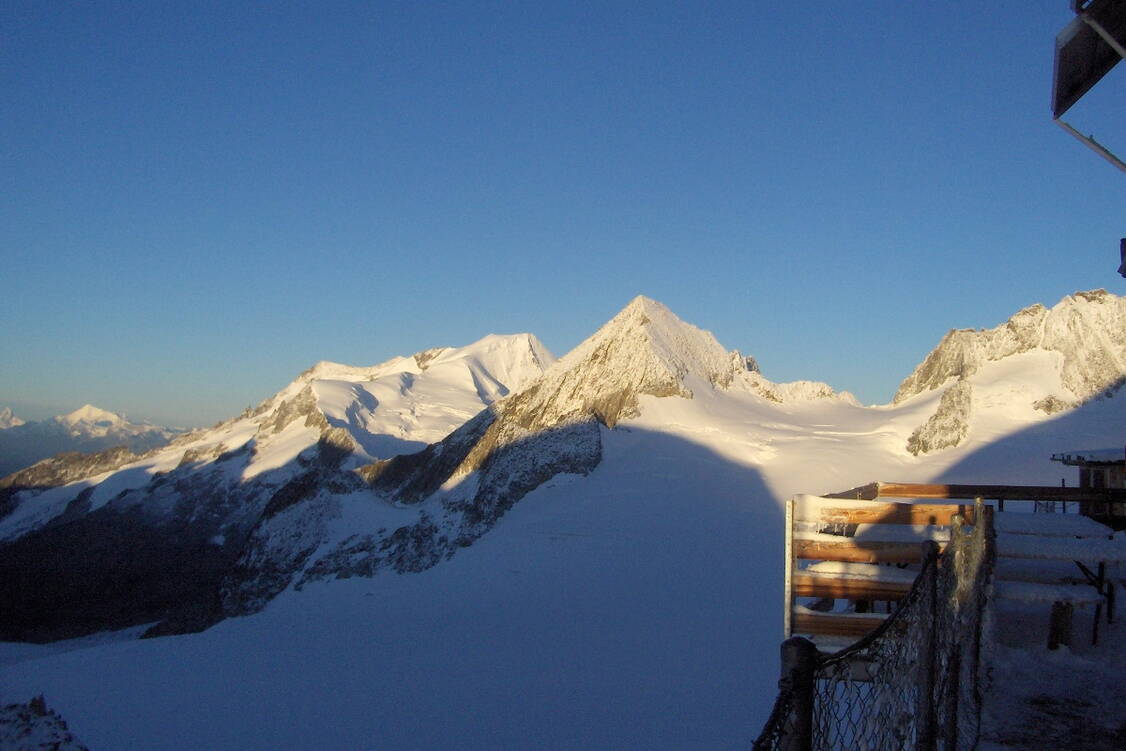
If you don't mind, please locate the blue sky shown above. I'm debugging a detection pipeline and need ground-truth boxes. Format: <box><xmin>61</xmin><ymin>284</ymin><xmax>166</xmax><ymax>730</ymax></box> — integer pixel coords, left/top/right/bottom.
<box><xmin>2</xmin><ymin>1</ymin><xmax>1123</xmax><ymax>426</ymax></box>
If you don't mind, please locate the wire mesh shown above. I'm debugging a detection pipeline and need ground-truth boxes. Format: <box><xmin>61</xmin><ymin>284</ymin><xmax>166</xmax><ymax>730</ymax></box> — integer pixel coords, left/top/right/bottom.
<box><xmin>751</xmin><ymin>687</ymin><xmax>795</xmax><ymax>750</ymax></box>
<box><xmin>810</xmin><ymin>551</ymin><xmax>934</xmax><ymax>751</ymax></box>
<box><xmin>753</xmin><ymin>504</ymin><xmax>995</xmax><ymax>751</ymax></box>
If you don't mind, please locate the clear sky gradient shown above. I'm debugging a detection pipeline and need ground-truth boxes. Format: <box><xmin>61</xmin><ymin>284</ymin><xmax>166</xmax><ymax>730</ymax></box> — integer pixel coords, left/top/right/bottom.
<box><xmin>3</xmin><ymin>1</ymin><xmax>1124</xmax><ymax>427</ymax></box>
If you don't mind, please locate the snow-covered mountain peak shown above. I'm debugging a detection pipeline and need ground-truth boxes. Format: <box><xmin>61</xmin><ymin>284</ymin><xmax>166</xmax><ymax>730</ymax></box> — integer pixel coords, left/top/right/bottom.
<box><xmin>57</xmin><ymin>404</ymin><xmax>126</xmax><ymax>428</ymax></box>
<box><xmin>552</xmin><ymin>296</ymin><xmax>741</xmax><ymax>407</ymax></box>
<box><xmin>894</xmin><ymin>289</ymin><xmax>1126</xmax><ymax>405</ymax></box>
<box><xmin>341</xmin><ymin>299</ymin><xmax>747</xmax><ymax>577</ymax></box>
<box><xmin>413</xmin><ymin>333</ymin><xmax>555</xmax><ymax>385</ymax></box>
<box><xmin>0</xmin><ymin>407</ymin><xmax>24</xmax><ymax>430</ymax></box>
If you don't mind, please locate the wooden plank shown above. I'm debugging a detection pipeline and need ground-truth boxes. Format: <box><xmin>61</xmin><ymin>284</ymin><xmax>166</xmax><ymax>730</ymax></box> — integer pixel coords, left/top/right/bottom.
<box><xmin>794</xmin><ymin>538</ymin><xmax>941</xmax><ymax>564</ymax></box>
<box><xmin>814</xmin><ymin>502</ymin><xmax>973</xmax><ymax>526</ymax></box>
<box><xmin>876</xmin><ymin>482</ymin><xmax>1126</xmax><ymax>503</ymax></box>
<box><xmin>826</xmin><ymin>481</ymin><xmax>1126</xmax><ymax>503</ymax></box>
<box><xmin>792</xmin><ymin>576</ymin><xmax>914</xmax><ymax>598</ymax></box>
<box><xmin>792</xmin><ymin>611</ymin><xmax>886</xmax><ymax>638</ymax></box>
<box><xmin>791</xmin><ymin>572</ymin><xmax>912</xmax><ymax>600</ymax></box>
<box><xmin>824</xmin><ymin>482</ymin><xmax>880</xmax><ymax>500</ymax></box>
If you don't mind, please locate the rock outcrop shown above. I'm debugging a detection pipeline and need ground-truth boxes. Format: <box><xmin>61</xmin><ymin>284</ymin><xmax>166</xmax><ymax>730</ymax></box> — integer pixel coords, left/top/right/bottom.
<box><xmin>897</xmin><ymin>290</ymin><xmax>1126</xmax><ymax>454</ymax></box>
<box><xmin>906</xmin><ymin>379</ymin><xmax>973</xmax><ymax>456</ymax></box>
<box><xmin>895</xmin><ymin>290</ymin><xmax>1126</xmax><ymax>405</ymax></box>
<box><xmin>0</xmin><ymin>696</ymin><xmax>90</xmax><ymax>751</ymax></box>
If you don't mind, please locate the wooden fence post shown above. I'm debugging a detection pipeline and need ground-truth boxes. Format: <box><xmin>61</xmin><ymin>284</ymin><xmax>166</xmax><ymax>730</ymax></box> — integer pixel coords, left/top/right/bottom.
<box><xmin>779</xmin><ymin>636</ymin><xmax>818</xmax><ymax>751</ymax></box>
<box><xmin>1048</xmin><ymin>601</ymin><xmax>1073</xmax><ymax>650</ymax></box>
<box><xmin>916</xmin><ymin>540</ymin><xmax>939</xmax><ymax>751</ymax></box>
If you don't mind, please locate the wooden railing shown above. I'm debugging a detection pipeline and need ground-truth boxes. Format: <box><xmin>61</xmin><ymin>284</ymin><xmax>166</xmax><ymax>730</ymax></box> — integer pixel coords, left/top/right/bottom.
<box><xmin>785</xmin><ymin>490</ymin><xmax>993</xmax><ymax>645</ymax></box>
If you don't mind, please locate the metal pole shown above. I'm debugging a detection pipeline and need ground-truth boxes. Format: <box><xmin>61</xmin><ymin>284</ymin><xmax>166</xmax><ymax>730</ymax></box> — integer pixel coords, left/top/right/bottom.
<box><xmin>780</xmin><ymin>637</ymin><xmax>818</xmax><ymax>751</ymax></box>
<box><xmin>1055</xmin><ymin>119</ymin><xmax>1126</xmax><ymax>174</ymax></box>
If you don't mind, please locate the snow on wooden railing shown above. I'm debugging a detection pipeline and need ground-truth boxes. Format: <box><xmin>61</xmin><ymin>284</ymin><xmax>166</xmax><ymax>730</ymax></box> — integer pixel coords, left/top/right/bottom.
<box><xmin>784</xmin><ymin>493</ymin><xmax>985</xmax><ymax>645</ymax></box>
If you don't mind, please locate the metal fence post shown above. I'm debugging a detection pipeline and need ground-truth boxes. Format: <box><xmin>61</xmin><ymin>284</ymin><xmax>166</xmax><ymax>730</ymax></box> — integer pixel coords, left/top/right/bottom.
<box><xmin>779</xmin><ymin>636</ymin><xmax>818</xmax><ymax>751</ymax></box>
<box><xmin>916</xmin><ymin>540</ymin><xmax>940</xmax><ymax>751</ymax></box>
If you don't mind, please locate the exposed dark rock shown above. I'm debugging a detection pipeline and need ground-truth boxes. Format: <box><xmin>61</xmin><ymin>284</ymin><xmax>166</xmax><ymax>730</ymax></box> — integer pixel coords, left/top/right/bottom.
<box><xmin>1</xmin><ymin>446</ymin><xmax>140</xmax><ymax>492</ymax></box>
<box><xmin>1033</xmin><ymin>395</ymin><xmax>1072</xmax><ymax>415</ymax></box>
<box><xmin>906</xmin><ymin>380</ymin><xmax>973</xmax><ymax>456</ymax></box>
<box><xmin>0</xmin><ymin>695</ymin><xmax>90</xmax><ymax>751</ymax></box>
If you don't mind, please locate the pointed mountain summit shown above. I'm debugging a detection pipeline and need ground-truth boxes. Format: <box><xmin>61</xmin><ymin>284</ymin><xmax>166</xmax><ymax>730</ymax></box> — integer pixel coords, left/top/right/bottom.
<box><xmin>361</xmin><ymin>295</ymin><xmax>744</xmax><ymax>506</ymax></box>
<box><xmin>531</xmin><ymin>295</ymin><xmax>742</xmax><ymax>428</ymax></box>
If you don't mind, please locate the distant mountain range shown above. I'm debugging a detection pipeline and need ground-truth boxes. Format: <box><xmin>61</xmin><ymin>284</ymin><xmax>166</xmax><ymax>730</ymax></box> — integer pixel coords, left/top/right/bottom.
<box><xmin>1</xmin><ymin>291</ymin><xmax>1124</xmax><ymax>644</ymax></box>
<box><xmin>0</xmin><ymin>408</ymin><xmax>24</xmax><ymax>430</ymax></box>
<box><xmin>0</xmin><ymin>405</ymin><xmax>180</xmax><ymax>479</ymax></box>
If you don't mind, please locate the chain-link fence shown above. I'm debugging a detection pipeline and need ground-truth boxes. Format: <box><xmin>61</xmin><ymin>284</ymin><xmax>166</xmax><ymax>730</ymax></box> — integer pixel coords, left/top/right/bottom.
<box><xmin>754</xmin><ymin>504</ymin><xmax>995</xmax><ymax>751</ymax></box>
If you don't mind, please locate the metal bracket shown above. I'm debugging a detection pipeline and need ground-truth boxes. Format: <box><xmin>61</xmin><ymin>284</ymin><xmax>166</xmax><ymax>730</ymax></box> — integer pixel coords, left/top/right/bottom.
<box><xmin>1054</xmin><ymin>118</ymin><xmax>1126</xmax><ymax>173</ymax></box>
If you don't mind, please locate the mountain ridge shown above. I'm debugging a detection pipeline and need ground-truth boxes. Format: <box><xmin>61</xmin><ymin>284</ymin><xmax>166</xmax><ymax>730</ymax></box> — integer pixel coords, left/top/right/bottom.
<box><xmin>3</xmin><ymin>291</ymin><xmax>1126</xmax><ymax>640</ymax></box>
<box><xmin>0</xmin><ymin>333</ymin><xmax>557</xmax><ymax>640</ymax></box>
<box><xmin>895</xmin><ymin>289</ymin><xmax>1126</xmax><ymax>405</ymax></box>
<box><xmin>0</xmin><ymin>406</ymin><xmax>179</xmax><ymax>479</ymax></box>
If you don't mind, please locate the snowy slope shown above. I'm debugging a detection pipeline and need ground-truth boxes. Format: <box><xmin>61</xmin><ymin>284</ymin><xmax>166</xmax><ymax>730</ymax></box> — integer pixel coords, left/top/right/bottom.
<box><xmin>2</xmin><ymin>292</ymin><xmax>1125</xmax><ymax>749</ymax></box>
<box><xmin>0</xmin><ymin>424</ymin><xmax>786</xmax><ymax>750</ymax></box>
<box><xmin>0</xmin><ymin>405</ymin><xmax>178</xmax><ymax>479</ymax></box>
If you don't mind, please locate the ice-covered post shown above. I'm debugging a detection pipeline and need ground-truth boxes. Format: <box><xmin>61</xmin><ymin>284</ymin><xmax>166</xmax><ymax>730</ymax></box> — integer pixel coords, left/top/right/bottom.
<box><xmin>942</xmin><ymin>651</ymin><xmax>961</xmax><ymax>751</ymax></box>
<box><xmin>916</xmin><ymin>540</ymin><xmax>940</xmax><ymax>751</ymax></box>
<box><xmin>779</xmin><ymin>636</ymin><xmax>818</xmax><ymax>751</ymax></box>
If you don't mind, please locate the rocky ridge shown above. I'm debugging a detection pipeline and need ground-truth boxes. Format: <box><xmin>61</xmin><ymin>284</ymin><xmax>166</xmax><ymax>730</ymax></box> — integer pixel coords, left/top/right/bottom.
<box><xmin>0</xmin><ymin>696</ymin><xmax>89</xmax><ymax>751</ymax></box>
<box><xmin>5</xmin><ymin>291</ymin><xmax>1124</xmax><ymax>639</ymax></box>
<box><xmin>0</xmin><ymin>334</ymin><xmax>553</xmax><ymax>640</ymax></box>
<box><xmin>897</xmin><ymin>290</ymin><xmax>1126</xmax><ymax>455</ymax></box>
<box><xmin>228</xmin><ymin>296</ymin><xmax>757</xmax><ymax>608</ymax></box>
<box><xmin>895</xmin><ymin>290</ymin><xmax>1126</xmax><ymax>405</ymax></box>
